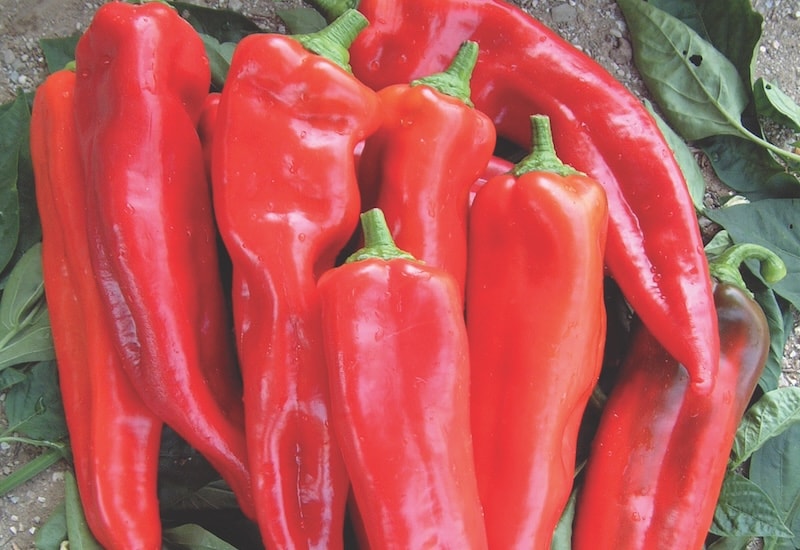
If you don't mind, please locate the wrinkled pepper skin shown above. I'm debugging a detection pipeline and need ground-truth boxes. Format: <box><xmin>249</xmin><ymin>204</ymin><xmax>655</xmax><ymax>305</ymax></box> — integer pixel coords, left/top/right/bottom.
<box><xmin>316</xmin><ymin>0</ymin><xmax>719</xmax><ymax>393</ymax></box>
<box><xmin>318</xmin><ymin>209</ymin><xmax>489</xmax><ymax>550</ymax></box>
<box><xmin>72</xmin><ymin>1</ymin><xmax>253</xmax><ymax>517</ymax></box>
<box><xmin>357</xmin><ymin>41</ymin><xmax>496</xmax><ymax>296</ymax></box>
<box><xmin>31</xmin><ymin>69</ymin><xmax>163</xmax><ymax>550</ymax></box>
<box><xmin>573</xmin><ymin>281</ymin><xmax>772</xmax><ymax>549</ymax></box>
<box><xmin>466</xmin><ymin>116</ymin><xmax>608</xmax><ymax>549</ymax></box>
<box><xmin>211</xmin><ymin>12</ymin><xmax>382</xmax><ymax>548</ymax></box>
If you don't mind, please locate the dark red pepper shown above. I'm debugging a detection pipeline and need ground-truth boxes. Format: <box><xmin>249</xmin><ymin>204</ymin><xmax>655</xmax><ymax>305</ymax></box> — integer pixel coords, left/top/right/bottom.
<box><xmin>32</xmin><ymin>69</ymin><xmax>163</xmax><ymax>550</ymax></box>
<box><xmin>319</xmin><ymin>208</ymin><xmax>489</xmax><ymax>550</ymax></box>
<box><xmin>72</xmin><ymin>1</ymin><xmax>253</xmax><ymax>517</ymax></box>
<box><xmin>211</xmin><ymin>10</ymin><xmax>382</xmax><ymax>548</ymax></box>
<box><xmin>357</xmin><ymin>40</ymin><xmax>496</xmax><ymax>296</ymax></box>
<box><xmin>312</xmin><ymin>0</ymin><xmax>720</xmax><ymax>393</ymax></box>
<box><xmin>466</xmin><ymin>115</ymin><xmax>608</xmax><ymax>549</ymax></box>
<box><xmin>573</xmin><ymin>244</ymin><xmax>786</xmax><ymax>549</ymax></box>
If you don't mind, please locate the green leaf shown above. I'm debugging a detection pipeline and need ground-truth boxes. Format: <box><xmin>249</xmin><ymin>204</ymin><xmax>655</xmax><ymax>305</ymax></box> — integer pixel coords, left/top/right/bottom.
<box><xmin>730</xmin><ymin>387</ymin><xmax>800</xmax><ymax>469</ymax></box>
<box><xmin>645</xmin><ymin>100</ymin><xmax>706</xmax><ymax>211</ymax></box>
<box><xmin>648</xmin><ymin>0</ymin><xmax>763</xmax><ymax>89</ymax></box>
<box><xmin>0</xmin><ymin>243</ymin><xmax>55</xmax><ymax>371</ymax></box>
<box><xmin>169</xmin><ymin>1</ymin><xmax>262</xmax><ymax>43</ymax></box>
<box><xmin>705</xmin><ymin>199</ymin><xmax>800</xmax><ymax>310</ymax></box>
<box><xmin>163</xmin><ymin>524</ymin><xmax>239</xmax><ymax>550</ymax></box>
<box><xmin>616</xmin><ymin>0</ymin><xmax>750</xmax><ymax>141</ymax></box>
<box><xmin>750</xmin><ymin>423</ymin><xmax>800</xmax><ymax>548</ymax></box>
<box><xmin>751</xmin><ymin>288</ymin><xmax>793</xmax><ymax>392</ymax></box>
<box><xmin>701</xmin><ymin>135</ymin><xmax>800</xmax><ymax>200</ymax></box>
<box><xmin>707</xmin><ymin>536</ymin><xmax>756</xmax><ymax>550</ymax></box>
<box><xmin>754</xmin><ymin>78</ymin><xmax>800</xmax><ymax>132</ymax></box>
<box><xmin>710</xmin><ymin>471</ymin><xmax>793</xmax><ymax>538</ymax></box>
<box><xmin>550</xmin><ymin>488</ymin><xmax>576</xmax><ymax>549</ymax></box>
<box><xmin>277</xmin><ymin>8</ymin><xmax>328</xmax><ymax>34</ymax></box>
<box><xmin>64</xmin><ymin>470</ymin><xmax>103</xmax><ymax>549</ymax></box>
<box><xmin>39</xmin><ymin>34</ymin><xmax>81</xmax><ymax>73</ymax></box>
<box><xmin>36</xmin><ymin>500</ymin><xmax>68</xmax><ymax>549</ymax></box>
<box><xmin>0</xmin><ymin>366</ymin><xmax>26</xmax><ymax>391</ymax></box>
<box><xmin>200</xmin><ymin>34</ymin><xmax>236</xmax><ymax>91</ymax></box>
<box><xmin>3</xmin><ymin>361</ymin><xmax>67</xmax><ymax>441</ymax></box>
<box><xmin>0</xmin><ymin>95</ymin><xmax>32</xmax><ymax>274</ymax></box>
<box><xmin>0</xmin><ymin>447</ymin><xmax>63</xmax><ymax>496</ymax></box>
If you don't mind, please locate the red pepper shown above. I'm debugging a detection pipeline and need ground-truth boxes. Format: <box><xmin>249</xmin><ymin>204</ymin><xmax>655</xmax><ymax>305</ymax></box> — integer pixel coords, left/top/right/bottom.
<box><xmin>72</xmin><ymin>1</ymin><xmax>253</xmax><ymax>516</ymax></box>
<box><xmin>31</xmin><ymin>69</ymin><xmax>163</xmax><ymax>550</ymax></box>
<box><xmin>466</xmin><ymin>115</ymin><xmax>608</xmax><ymax>549</ymax></box>
<box><xmin>318</xmin><ymin>208</ymin><xmax>489</xmax><ymax>550</ymax></box>
<box><xmin>312</xmin><ymin>0</ymin><xmax>719</xmax><ymax>393</ymax></box>
<box><xmin>573</xmin><ymin>244</ymin><xmax>786</xmax><ymax>549</ymax></box>
<box><xmin>211</xmin><ymin>10</ymin><xmax>382</xmax><ymax>547</ymax></box>
<box><xmin>357</xmin><ymin>40</ymin><xmax>496</xmax><ymax>295</ymax></box>
<box><xmin>199</xmin><ymin>92</ymin><xmax>221</xmax><ymax>182</ymax></box>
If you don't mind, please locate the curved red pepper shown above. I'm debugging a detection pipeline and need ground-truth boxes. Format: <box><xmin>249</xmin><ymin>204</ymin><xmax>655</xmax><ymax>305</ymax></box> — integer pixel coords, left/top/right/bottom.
<box><xmin>319</xmin><ymin>209</ymin><xmax>489</xmax><ymax>550</ymax></box>
<box><xmin>199</xmin><ymin>92</ymin><xmax>221</xmax><ymax>182</ymax></box>
<box><xmin>573</xmin><ymin>244</ymin><xmax>785</xmax><ymax>549</ymax></box>
<box><xmin>32</xmin><ymin>69</ymin><xmax>163</xmax><ymax>550</ymax></box>
<box><xmin>466</xmin><ymin>115</ymin><xmax>608</xmax><ymax>549</ymax></box>
<box><xmin>72</xmin><ymin>1</ymin><xmax>253</xmax><ymax>517</ymax></box>
<box><xmin>358</xmin><ymin>41</ymin><xmax>496</xmax><ymax>296</ymax></box>
<box><xmin>313</xmin><ymin>0</ymin><xmax>719</xmax><ymax>393</ymax></box>
<box><xmin>211</xmin><ymin>10</ymin><xmax>382</xmax><ymax>548</ymax></box>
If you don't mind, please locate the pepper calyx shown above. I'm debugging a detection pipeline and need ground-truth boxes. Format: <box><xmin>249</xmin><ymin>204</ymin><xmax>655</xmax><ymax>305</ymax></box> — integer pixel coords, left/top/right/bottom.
<box><xmin>411</xmin><ymin>41</ymin><xmax>479</xmax><ymax>107</ymax></box>
<box><xmin>512</xmin><ymin>115</ymin><xmax>583</xmax><ymax>178</ymax></box>
<box><xmin>293</xmin><ymin>9</ymin><xmax>367</xmax><ymax>72</ymax></box>
<box><xmin>346</xmin><ymin>208</ymin><xmax>417</xmax><ymax>263</ymax></box>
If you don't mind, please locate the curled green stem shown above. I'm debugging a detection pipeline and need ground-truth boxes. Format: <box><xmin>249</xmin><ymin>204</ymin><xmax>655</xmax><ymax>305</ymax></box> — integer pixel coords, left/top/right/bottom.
<box><xmin>293</xmin><ymin>9</ymin><xmax>367</xmax><ymax>72</ymax></box>
<box><xmin>708</xmin><ymin>242</ymin><xmax>787</xmax><ymax>295</ymax></box>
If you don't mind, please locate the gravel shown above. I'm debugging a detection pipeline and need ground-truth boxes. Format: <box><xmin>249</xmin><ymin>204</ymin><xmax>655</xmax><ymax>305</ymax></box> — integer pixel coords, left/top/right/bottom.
<box><xmin>1</xmin><ymin>0</ymin><xmax>798</xmax><ymax>548</ymax></box>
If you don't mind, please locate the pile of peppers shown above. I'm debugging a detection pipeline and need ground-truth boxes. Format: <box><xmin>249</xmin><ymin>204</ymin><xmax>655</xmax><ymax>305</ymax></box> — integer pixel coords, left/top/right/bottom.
<box><xmin>28</xmin><ymin>0</ymin><xmax>787</xmax><ymax>548</ymax></box>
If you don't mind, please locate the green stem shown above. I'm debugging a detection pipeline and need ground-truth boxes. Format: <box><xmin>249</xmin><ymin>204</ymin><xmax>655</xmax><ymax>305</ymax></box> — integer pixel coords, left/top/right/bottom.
<box><xmin>708</xmin><ymin>243</ymin><xmax>787</xmax><ymax>296</ymax></box>
<box><xmin>293</xmin><ymin>8</ymin><xmax>367</xmax><ymax>72</ymax></box>
<box><xmin>512</xmin><ymin>115</ymin><xmax>582</xmax><ymax>177</ymax></box>
<box><xmin>411</xmin><ymin>41</ymin><xmax>479</xmax><ymax>107</ymax></box>
<box><xmin>308</xmin><ymin>0</ymin><xmax>360</xmax><ymax>23</ymax></box>
<box><xmin>0</xmin><ymin>447</ymin><xmax>65</xmax><ymax>496</ymax></box>
<box><xmin>346</xmin><ymin>209</ymin><xmax>416</xmax><ymax>263</ymax></box>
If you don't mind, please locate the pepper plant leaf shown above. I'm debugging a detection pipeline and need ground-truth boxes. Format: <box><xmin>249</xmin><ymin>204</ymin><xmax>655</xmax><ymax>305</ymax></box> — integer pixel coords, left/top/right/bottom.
<box><xmin>749</xmin><ymin>423</ymin><xmax>800</xmax><ymax>549</ymax></box>
<box><xmin>163</xmin><ymin>523</ymin><xmax>239</xmax><ymax>550</ymax></box>
<box><xmin>168</xmin><ymin>1</ymin><xmax>262</xmax><ymax>43</ymax></box>
<box><xmin>277</xmin><ymin>8</ymin><xmax>328</xmax><ymax>34</ymax></box>
<box><xmin>64</xmin><ymin>470</ymin><xmax>103</xmax><ymax>550</ymax></box>
<box><xmin>701</xmin><ymin>135</ymin><xmax>800</xmax><ymax>200</ymax></box>
<box><xmin>616</xmin><ymin>0</ymin><xmax>750</xmax><ymax>141</ymax></box>
<box><xmin>2</xmin><ymin>360</ymin><xmax>67</xmax><ymax>441</ymax></box>
<box><xmin>730</xmin><ymin>387</ymin><xmax>800</xmax><ymax>469</ymax></box>
<box><xmin>754</xmin><ymin>78</ymin><xmax>800</xmax><ymax>132</ymax></box>
<box><xmin>710</xmin><ymin>471</ymin><xmax>793</xmax><ymax>538</ymax></box>
<box><xmin>0</xmin><ymin>95</ymin><xmax>31</xmax><ymax>274</ymax></box>
<box><xmin>751</xmin><ymin>288</ymin><xmax>794</xmax><ymax>392</ymax></box>
<box><xmin>39</xmin><ymin>34</ymin><xmax>80</xmax><ymax>73</ymax></box>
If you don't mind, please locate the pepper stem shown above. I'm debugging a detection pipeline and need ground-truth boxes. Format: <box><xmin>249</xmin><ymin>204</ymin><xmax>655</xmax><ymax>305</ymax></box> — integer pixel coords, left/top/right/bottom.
<box><xmin>309</xmin><ymin>0</ymin><xmax>360</xmax><ymax>22</ymax></box>
<box><xmin>293</xmin><ymin>9</ymin><xmax>367</xmax><ymax>72</ymax></box>
<box><xmin>410</xmin><ymin>41</ymin><xmax>479</xmax><ymax>107</ymax></box>
<box><xmin>512</xmin><ymin>115</ymin><xmax>582</xmax><ymax>178</ymax></box>
<box><xmin>346</xmin><ymin>209</ymin><xmax>417</xmax><ymax>263</ymax></box>
<box><xmin>708</xmin><ymin>243</ymin><xmax>787</xmax><ymax>296</ymax></box>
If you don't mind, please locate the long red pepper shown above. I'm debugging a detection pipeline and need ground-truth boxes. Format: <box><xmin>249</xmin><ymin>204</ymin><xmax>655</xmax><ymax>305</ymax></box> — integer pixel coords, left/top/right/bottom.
<box><xmin>312</xmin><ymin>0</ymin><xmax>719</xmax><ymax>393</ymax></box>
<box><xmin>211</xmin><ymin>10</ymin><xmax>382</xmax><ymax>548</ymax></box>
<box><xmin>31</xmin><ymin>69</ymin><xmax>162</xmax><ymax>550</ymax></box>
<box><xmin>466</xmin><ymin>115</ymin><xmax>608</xmax><ymax>549</ymax></box>
<box><xmin>319</xmin><ymin>208</ymin><xmax>489</xmax><ymax>550</ymax></box>
<box><xmin>72</xmin><ymin>1</ymin><xmax>253</xmax><ymax>516</ymax></box>
<box><xmin>357</xmin><ymin>40</ymin><xmax>496</xmax><ymax>295</ymax></box>
<box><xmin>573</xmin><ymin>244</ymin><xmax>786</xmax><ymax>549</ymax></box>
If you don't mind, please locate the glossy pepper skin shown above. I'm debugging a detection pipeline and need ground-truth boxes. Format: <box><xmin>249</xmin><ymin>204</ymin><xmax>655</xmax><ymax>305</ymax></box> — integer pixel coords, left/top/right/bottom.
<box><xmin>211</xmin><ymin>11</ymin><xmax>382</xmax><ymax>548</ymax></box>
<box><xmin>31</xmin><ymin>69</ymin><xmax>163</xmax><ymax>550</ymax></box>
<box><xmin>573</xmin><ymin>244</ymin><xmax>785</xmax><ymax>550</ymax></box>
<box><xmin>318</xmin><ymin>209</ymin><xmax>489</xmax><ymax>550</ymax></box>
<box><xmin>466</xmin><ymin>115</ymin><xmax>608</xmax><ymax>549</ymax></box>
<box><xmin>357</xmin><ymin>41</ymin><xmax>496</xmax><ymax>296</ymax></box>
<box><xmin>72</xmin><ymin>1</ymin><xmax>253</xmax><ymax>517</ymax></box>
<box><xmin>312</xmin><ymin>0</ymin><xmax>719</xmax><ymax>393</ymax></box>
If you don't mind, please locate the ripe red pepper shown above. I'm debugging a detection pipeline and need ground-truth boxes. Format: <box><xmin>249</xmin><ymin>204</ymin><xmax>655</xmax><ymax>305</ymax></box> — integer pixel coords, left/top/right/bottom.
<box><xmin>312</xmin><ymin>0</ymin><xmax>719</xmax><ymax>393</ymax></box>
<box><xmin>318</xmin><ymin>208</ymin><xmax>489</xmax><ymax>550</ymax></box>
<box><xmin>31</xmin><ymin>69</ymin><xmax>163</xmax><ymax>550</ymax></box>
<box><xmin>211</xmin><ymin>10</ymin><xmax>382</xmax><ymax>547</ymax></box>
<box><xmin>72</xmin><ymin>1</ymin><xmax>253</xmax><ymax>517</ymax></box>
<box><xmin>198</xmin><ymin>92</ymin><xmax>221</xmax><ymax>182</ymax></box>
<box><xmin>573</xmin><ymin>244</ymin><xmax>786</xmax><ymax>550</ymax></box>
<box><xmin>357</xmin><ymin>40</ymin><xmax>496</xmax><ymax>296</ymax></box>
<box><xmin>466</xmin><ymin>115</ymin><xmax>608</xmax><ymax>549</ymax></box>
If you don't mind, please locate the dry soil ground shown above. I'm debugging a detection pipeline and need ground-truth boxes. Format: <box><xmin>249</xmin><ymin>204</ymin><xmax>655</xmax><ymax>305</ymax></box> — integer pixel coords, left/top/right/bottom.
<box><xmin>0</xmin><ymin>0</ymin><xmax>798</xmax><ymax>548</ymax></box>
